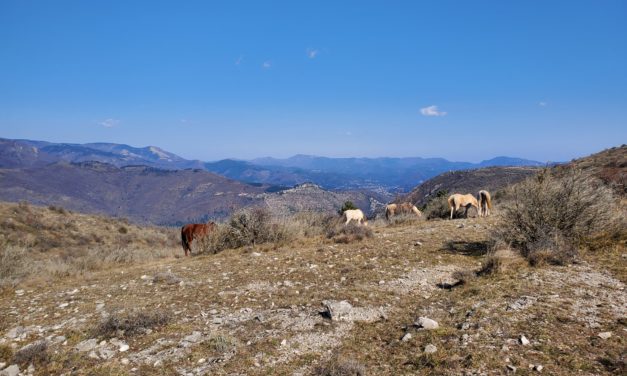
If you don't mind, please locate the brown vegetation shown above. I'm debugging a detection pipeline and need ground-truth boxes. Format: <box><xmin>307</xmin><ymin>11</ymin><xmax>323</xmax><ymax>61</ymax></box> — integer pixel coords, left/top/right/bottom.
<box><xmin>0</xmin><ymin>201</ymin><xmax>178</xmax><ymax>287</ymax></box>
<box><xmin>94</xmin><ymin>310</ymin><xmax>171</xmax><ymax>338</ymax></box>
<box><xmin>491</xmin><ymin>169</ymin><xmax>620</xmax><ymax>265</ymax></box>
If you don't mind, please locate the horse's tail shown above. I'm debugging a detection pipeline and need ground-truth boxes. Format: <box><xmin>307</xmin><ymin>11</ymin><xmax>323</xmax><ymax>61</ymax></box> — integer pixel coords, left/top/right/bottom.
<box><xmin>447</xmin><ymin>195</ymin><xmax>454</xmax><ymax>209</ymax></box>
<box><xmin>484</xmin><ymin>191</ymin><xmax>493</xmax><ymax>209</ymax></box>
<box><xmin>181</xmin><ymin>226</ymin><xmax>190</xmax><ymax>252</ymax></box>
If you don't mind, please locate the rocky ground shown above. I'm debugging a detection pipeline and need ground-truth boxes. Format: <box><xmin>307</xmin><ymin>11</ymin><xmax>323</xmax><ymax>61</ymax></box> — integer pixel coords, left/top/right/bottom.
<box><xmin>1</xmin><ymin>218</ymin><xmax>625</xmax><ymax>375</ymax></box>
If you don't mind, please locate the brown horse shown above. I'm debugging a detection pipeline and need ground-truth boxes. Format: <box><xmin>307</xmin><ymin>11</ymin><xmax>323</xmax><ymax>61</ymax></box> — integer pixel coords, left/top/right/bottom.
<box><xmin>477</xmin><ymin>190</ymin><xmax>493</xmax><ymax>217</ymax></box>
<box><xmin>385</xmin><ymin>202</ymin><xmax>422</xmax><ymax>220</ymax></box>
<box><xmin>181</xmin><ymin>222</ymin><xmax>216</xmax><ymax>256</ymax></box>
<box><xmin>447</xmin><ymin>194</ymin><xmax>479</xmax><ymax>219</ymax></box>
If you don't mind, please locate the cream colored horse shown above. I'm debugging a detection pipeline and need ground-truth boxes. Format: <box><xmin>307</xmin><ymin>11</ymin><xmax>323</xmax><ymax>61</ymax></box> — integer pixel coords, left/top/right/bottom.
<box><xmin>477</xmin><ymin>190</ymin><xmax>492</xmax><ymax>217</ymax></box>
<box><xmin>385</xmin><ymin>202</ymin><xmax>422</xmax><ymax>220</ymax></box>
<box><xmin>447</xmin><ymin>194</ymin><xmax>479</xmax><ymax>219</ymax></box>
<box><xmin>343</xmin><ymin>209</ymin><xmax>368</xmax><ymax>225</ymax></box>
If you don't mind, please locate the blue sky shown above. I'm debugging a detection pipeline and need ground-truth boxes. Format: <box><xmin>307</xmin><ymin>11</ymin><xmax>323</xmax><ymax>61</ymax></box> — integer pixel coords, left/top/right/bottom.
<box><xmin>1</xmin><ymin>1</ymin><xmax>625</xmax><ymax>162</ymax></box>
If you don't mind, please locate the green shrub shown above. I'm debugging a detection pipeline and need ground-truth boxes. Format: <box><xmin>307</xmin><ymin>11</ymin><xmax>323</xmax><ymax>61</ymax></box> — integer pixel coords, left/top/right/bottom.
<box><xmin>338</xmin><ymin>201</ymin><xmax>358</xmax><ymax>215</ymax></box>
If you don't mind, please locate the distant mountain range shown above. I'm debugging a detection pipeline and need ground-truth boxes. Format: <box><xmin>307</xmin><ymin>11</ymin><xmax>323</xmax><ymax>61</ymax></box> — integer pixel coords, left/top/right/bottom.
<box><xmin>0</xmin><ymin>160</ymin><xmax>388</xmax><ymax>225</ymax></box>
<box><xmin>0</xmin><ymin>137</ymin><xmax>619</xmax><ymax>224</ymax></box>
<box><xmin>1</xmin><ymin>138</ymin><xmax>546</xmax><ymax>192</ymax></box>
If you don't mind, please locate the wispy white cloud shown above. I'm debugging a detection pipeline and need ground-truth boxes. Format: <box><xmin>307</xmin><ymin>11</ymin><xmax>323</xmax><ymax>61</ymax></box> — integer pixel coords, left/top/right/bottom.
<box><xmin>262</xmin><ymin>61</ymin><xmax>272</xmax><ymax>69</ymax></box>
<box><xmin>420</xmin><ymin>105</ymin><xmax>447</xmax><ymax>117</ymax></box>
<box><xmin>306</xmin><ymin>48</ymin><xmax>319</xmax><ymax>59</ymax></box>
<box><xmin>539</xmin><ymin>101</ymin><xmax>547</xmax><ymax>107</ymax></box>
<box><xmin>235</xmin><ymin>56</ymin><xmax>244</xmax><ymax>65</ymax></box>
<box><xmin>98</xmin><ymin>118</ymin><xmax>119</xmax><ymax>128</ymax></box>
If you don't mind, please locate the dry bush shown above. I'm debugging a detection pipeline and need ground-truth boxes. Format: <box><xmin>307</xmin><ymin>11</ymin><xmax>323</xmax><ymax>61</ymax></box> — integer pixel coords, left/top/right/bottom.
<box><xmin>423</xmin><ymin>196</ymin><xmax>451</xmax><ymax>220</ymax></box>
<box><xmin>204</xmin><ymin>334</ymin><xmax>238</xmax><ymax>354</ymax></box>
<box><xmin>282</xmin><ymin>211</ymin><xmax>338</xmax><ymax>238</ymax></box>
<box><xmin>491</xmin><ymin>169</ymin><xmax>619</xmax><ymax>265</ymax></box>
<box><xmin>451</xmin><ymin>269</ymin><xmax>477</xmax><ymax>284</ymax></box>
<box><xmin>94</xmin><ymin>310</ymin><xmax>171</xmax><ymax>338</ymax></box>
<box><xmin>326</xmin><ymin>223</ymin><xmax>373</xmax><ymax>244</ymax></box>
<box><xmin>48</xmin><ymin>205</ymin><xmax>67</xmax><ymax>215</ymax></box>
<box><xmin>386</xmin><ymin>213</ymin><xmax>423</xmax><ymax>226</ymax></box>
<box><xmin>0</xmin><ymin>244</ymin><xmax>28</xmax><ymax>287</ymax></box>
<box><xmin>313</xmin><ymin>356</ymin><xmax>366</xmax><ymax>376</ymax></box>
<box><xmin>13</xmin><ymin>340</ymin><xmax>48</xmax><ymax>365</ymax></box>
<box><xmin>0</xmin><ymin>343</ymin><xmax>13</xmax><ymax>362</ymax></box>
<box><xmin>200</xmin><ymin>208</ymin><xmax>295</xmax><ymax>254</ymax></box>
<box><xmin>477</xmin><ymin>249</ymin><xmax>526</xmax><ymax>276</ymax></box>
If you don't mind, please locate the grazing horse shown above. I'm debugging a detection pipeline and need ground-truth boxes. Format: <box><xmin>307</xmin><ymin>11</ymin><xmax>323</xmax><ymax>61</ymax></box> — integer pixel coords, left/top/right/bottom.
<box><xmin>343</xmin><ymin>209</ymin><xmax>368</xmax><ymax>226</ymax></box>
<box><xmin>447</xmin><ymin>194</ymin><xmax>479</xmax><ymax>219</ymax></box>
<box><xmin>181</xmin><ymin>222</ymin><xmax>216</xmax><ymax>256</ymax></box>
<box><xmin>477</xmin><ymin>190</ymin><xmax>493</xmax><ymax>217</ymax></box>
<box><xmin>385</xmin><ymin>202</ymin><xmax>422</xmax><ymax>220</ymax></box>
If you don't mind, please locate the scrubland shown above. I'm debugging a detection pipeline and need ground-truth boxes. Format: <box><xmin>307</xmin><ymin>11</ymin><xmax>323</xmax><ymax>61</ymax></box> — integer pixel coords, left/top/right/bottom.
<box><xmin>0</xmin><ymin>169</ymin><xmax>625</xmax><ymax>375</ymax></box>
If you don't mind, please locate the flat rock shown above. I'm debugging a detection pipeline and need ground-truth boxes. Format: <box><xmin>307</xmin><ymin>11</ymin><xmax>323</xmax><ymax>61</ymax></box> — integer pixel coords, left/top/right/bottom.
<box><xmin>0</xmin><ymin>365</ymin><xmax>19</xmax><ymax>376</ymax></box>
<box><xmin>321</xmin><ymin>300</ymin><xmax>353</xmax><ymax>321</ymax></box>
<box><xmin>401</xmin><ymin>333</ymin><xmax>412</xmax><ymax>342</ymax></box>
<box><xmin>414</xmin><ymin>317</ymin><xmax>439</xmax><ymax>330</ymax></box>
<box><xmin>424</xmin><ymin>344</ymin><xmax>437</xmax><ymax>354</ymax></box>
<box><xmin>597</xmin><ymin>332</ymin><xmax>612</xmax><ymax>340</ymax></box>
<box><xmin>6</xmin><ymin>327</ymin><xmax>23</xmax><ymax>339</ymax></box>
<box><xmin>181</xmin><ymin>331</ymin><xmax>203</xmax><ymax>346</ymax></box>
<box><xmin>75</xmin><ymin>338</ymin><xmax>98</xmax><ymax>352</ymax></box>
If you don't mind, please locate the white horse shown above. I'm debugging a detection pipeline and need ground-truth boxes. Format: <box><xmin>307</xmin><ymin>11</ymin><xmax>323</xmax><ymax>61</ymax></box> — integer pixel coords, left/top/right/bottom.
<box><xmin>343</xmin><ymin>209</ymin><xmax>368</xmax><ymax>225</ymax></box>
<box><xmin>477</xmin><ymin>190</ymin><xmax>492</xmax><ymax>217</ymax></box>
<box><xmin>447</xmin><ymin>194</ymin><xmax>479</xmax><ymax>219</ymax></box>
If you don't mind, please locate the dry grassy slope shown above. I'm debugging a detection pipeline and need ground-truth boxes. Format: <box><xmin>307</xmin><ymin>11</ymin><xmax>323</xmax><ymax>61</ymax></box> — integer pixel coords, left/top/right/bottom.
<box><xmin>401</xmin><ymin>167</ymin><xmax>540</xmax><ymax>206</ymax></box>
<box><xmin>556</xmin><ymin>144</ymin><xmax>627</xmax><ymax>195</ymax></box>
<box><xmin>0</xmin><ymin>161</ymin><xmax>271</xmax><ymax>225</ymax></box>
<box><xmin>1</xmin><ymin>218</ymin><xmax>624</xmax><ymax>375</ymax></box>
<box><xmin>0</xmin><ymin>201</ymin><xmax>178</xmax><ymax>255</ymax></box>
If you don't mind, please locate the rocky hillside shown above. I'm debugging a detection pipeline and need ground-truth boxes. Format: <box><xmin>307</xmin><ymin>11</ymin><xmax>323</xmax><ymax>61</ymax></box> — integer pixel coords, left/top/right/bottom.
<box><xmin>260</xmin><ymin>183</ymin><xmax>388</xmax><ymax>217</ymax></box>
<box><xmin>555</xmin><ymin>144</ymin><xmax>627</xmax><ymax>195</ymax></box>
<box><xmin>400</xmin><ymin>166</ymin><xmax>540</xmax><ymax>206</ymax></box>
<box><xmin>0</xmin><ymin>161</ymin><xmax>271</xmax><ymax>225</ymax></box>
<box><xmin>0</xmin><ymin>163</ymin><xmax>388</xmax><ymax>225</ymax></box>
<box><xmin>0</xmin><ymin>217</ymin><xmax>624</xmax><ymax>375</ymax></box>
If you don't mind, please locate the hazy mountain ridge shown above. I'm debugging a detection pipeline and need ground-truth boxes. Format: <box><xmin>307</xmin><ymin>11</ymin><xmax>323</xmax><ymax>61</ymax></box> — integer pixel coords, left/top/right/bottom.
<box><xmin>1</xmin><ymin>138</ymin><xmax>545</xmax><ymax>192</ymax></box>
<box><xmin>251</xmin><ymin>154</ymin><xmax>544</xmax><ymax>190</ymax></box>
<box><xmin>0</xmin><ymin>161</ymin><xmax>389</xmax><ymax>225</ymax></box>
<box><xmin>1</xmin><ymin>138</ymin><xmax>205</xmax><ymax>170</ymax></box>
